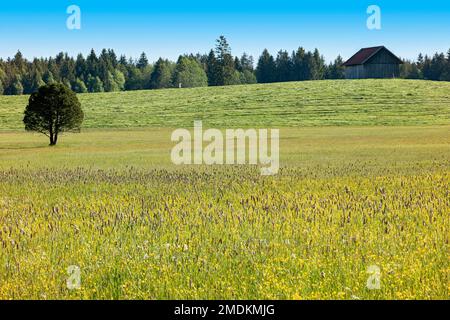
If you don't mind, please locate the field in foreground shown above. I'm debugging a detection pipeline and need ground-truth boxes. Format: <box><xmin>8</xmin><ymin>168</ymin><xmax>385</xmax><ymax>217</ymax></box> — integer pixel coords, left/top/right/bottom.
<box><xmin>0</xmin><ymin>126</ymin><xmax>448</xmax><ymax>299</ymax></box>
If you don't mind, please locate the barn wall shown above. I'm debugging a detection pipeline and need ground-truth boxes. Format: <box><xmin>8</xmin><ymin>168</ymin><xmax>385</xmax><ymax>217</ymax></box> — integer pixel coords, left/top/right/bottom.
<box><xmin>363</xmin><ymin>49</ymin><xmax>401</xmax><ymax>78</ymax></box>
<box><xmin>363</xmin><ymin>64</ymin><xmax>400</xmax><ymax>78</ymax></box>
<box><xmin>345</xmin><ymin>65</ymin><xmax>365</xmax><ymax>79</ymax></box>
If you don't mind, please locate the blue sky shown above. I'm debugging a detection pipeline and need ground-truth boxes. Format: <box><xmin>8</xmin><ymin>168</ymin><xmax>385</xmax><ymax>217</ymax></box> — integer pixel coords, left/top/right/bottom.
<box><xmin>0</xmin><ymin>0</ymin><xmax>449</xmax><ymax>62</ymax></box>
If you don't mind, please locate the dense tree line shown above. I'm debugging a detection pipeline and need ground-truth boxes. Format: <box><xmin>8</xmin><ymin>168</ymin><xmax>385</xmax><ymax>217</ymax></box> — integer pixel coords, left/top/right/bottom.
<box><xmin>255</xmin><ymin>48</ymin><xmax>345</xmax><ymax>83</ymax></box>
<box><xmin>1</xmin><ymin>37</ymin><xmax>449</xmax><ymax>95</ymax></box>
<box><xmin>400</xmin><ymin>50</ymin><xmax>450</xmax><ymax>81</ymax></box>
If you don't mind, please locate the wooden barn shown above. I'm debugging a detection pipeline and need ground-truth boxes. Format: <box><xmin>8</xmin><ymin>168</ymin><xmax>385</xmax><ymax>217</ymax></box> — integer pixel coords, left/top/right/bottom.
<box><xmin>343</xmin><ymin>46</ymin><xmax>403</xmax><ymax>79</ymax></box>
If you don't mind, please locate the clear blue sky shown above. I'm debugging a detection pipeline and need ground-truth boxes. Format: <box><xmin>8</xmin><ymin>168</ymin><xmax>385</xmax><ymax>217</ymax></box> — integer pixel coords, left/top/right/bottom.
<box><xmin>0</xmin><ymin>0</ymin><xmax>449</xmax><ymax>63</ymax></box>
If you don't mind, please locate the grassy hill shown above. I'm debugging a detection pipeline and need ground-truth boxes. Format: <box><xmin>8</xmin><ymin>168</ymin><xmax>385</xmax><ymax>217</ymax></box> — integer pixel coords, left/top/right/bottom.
<box><xmin>0</xmin><ymin>79</ymin><xmax>449</xmax><ymax>130</ymax></box>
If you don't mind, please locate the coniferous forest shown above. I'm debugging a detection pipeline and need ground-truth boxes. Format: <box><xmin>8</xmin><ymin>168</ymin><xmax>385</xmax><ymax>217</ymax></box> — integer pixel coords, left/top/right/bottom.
<box><xmin>1</xmin><ymin>36</ymin><xmax>449</xmax><ymax>95</ymax></box>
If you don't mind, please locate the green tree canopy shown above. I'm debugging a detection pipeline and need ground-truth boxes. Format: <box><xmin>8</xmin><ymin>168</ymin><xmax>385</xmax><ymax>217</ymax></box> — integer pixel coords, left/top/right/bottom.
<box><xmin>23</xmin><ymin>83</ymin><xmax>84</xmax><ymax>146</ymax></box>
<box><xmin>11</xmin><ymin>78</ymin><xmax>24</xmax><ymax>95</ymax></box>
<box><xmin>72</xmin><ymin>78</ymin><xmax>88</xmax><ymax>93</ymax></box>
<box><xmin>172</xmin><ymin>56</ymin><xmax>208</xmax><ymax>88</ymax></box>
<box><xmin>150</xmin><ymin>58</ymin><xmax>174</xmax><ymax>89</ymax></box>
<box><xmin>239</xmin><ymin>70</ymin><xmax>257</xmax><ymax>84</ymax></box>
<box><xmin>256</xmin><ymin>49</ymin><xmax>276</xmax><ymax>83</ymax></box>
<box><xmin>87</xmin><ymin>75</ymin><xmax>104</xmax><ymax>92</ymax></box>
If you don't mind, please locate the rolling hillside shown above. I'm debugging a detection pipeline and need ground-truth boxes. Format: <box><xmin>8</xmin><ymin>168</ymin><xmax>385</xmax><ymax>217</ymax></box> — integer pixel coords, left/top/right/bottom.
<box><xmin>0</xmin><ymin>79</ymin><xmax>449</xmax><ymax>130</ymax></box>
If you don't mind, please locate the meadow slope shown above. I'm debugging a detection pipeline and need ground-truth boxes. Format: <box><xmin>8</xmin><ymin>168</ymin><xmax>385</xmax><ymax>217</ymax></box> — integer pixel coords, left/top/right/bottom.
<box><xmin>0</xmin><ymin>79</ymin><xmax>449</xmax><ymax>130</ymax></box>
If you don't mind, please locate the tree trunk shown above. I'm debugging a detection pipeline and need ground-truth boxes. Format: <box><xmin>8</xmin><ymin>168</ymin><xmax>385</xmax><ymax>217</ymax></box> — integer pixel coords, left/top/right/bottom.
<box><xmin>49</xmin><ymin>125</ymin><xmax>54</xmax><ymax>146</ymax></box>
<box><xmin>49</xmin><ymin>133</ymin><xmax>57</xmax><ymax>146</ymax></box>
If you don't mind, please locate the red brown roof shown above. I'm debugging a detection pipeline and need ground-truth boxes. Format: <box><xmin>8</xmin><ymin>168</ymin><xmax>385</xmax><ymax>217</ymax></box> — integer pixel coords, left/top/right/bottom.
<box><xmin>343</xmin><ymin>46</ymin><xmax>402</xmax><ymax>66</ymax></box>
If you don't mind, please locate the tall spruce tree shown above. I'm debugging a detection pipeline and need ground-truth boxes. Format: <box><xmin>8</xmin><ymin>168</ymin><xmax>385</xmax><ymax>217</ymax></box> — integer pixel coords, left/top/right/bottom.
<box><xmin>206</xmin><ymin>50</ymin><xmax>219</xmax><ymax>86</ymax></box>
<box><xmin>275</xmin><ymin>50</ymin><xmax>293</xmax><ymax>82</ymax></box>
<box><xmin>292</xmin><ymin>47</ymin><xmax>306</xmax><ymax>81</ymax></box>
<box><xmin>137</xmin><ymin>52</ymin><xmax>149</xmax><ymax>69</ymax></box>
<box><xmin>214</xmin><ymin>36</ymin><xmax>236</xmax><ymax>85</ymax></box>
<box><xmin>256</xmin><ymin>49</ymin><xmax>276</xmax><ymax>83</ymax></box>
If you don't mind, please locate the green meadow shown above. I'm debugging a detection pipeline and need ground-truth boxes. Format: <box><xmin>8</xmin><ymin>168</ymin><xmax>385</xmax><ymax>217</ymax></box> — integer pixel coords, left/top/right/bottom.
<box><xmin>0</xmin><ymin>79</ymin><xmax>449</xmax><ymax>299</ymax></box>
<box><xmin>1</xmin><ymin>79</ymin><xmax>449</xmax><ymax>130</ymax></box>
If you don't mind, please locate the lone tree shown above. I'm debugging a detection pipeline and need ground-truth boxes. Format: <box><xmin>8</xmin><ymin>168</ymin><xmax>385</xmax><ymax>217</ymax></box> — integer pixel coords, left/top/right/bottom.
<box><xmin>23</xmin><ymin>83</ymin><xmax>84</xmax><ymax>146</ymax></box>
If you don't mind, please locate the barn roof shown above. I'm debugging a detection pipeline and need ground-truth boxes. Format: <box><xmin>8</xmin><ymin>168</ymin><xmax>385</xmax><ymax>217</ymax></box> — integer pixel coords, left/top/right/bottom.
<box><xmin>343</xmin><ymin>46</ymin><xmax>403</xmax><ymax>66</ymax></box>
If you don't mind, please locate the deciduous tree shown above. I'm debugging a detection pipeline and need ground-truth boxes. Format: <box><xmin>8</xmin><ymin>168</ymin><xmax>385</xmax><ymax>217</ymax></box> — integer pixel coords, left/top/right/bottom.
<box><xmin>23</xmin><ymin>83</ymin><xmax>84</xmax><ymax>146</ymax></box>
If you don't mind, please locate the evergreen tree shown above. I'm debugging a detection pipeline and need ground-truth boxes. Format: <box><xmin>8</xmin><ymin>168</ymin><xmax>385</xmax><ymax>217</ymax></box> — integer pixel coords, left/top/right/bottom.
<box><xmin>312</xmin><ymin>49</ymin><xmax>325</xmax><ymax>80</ymax></box>
<box><xmin>137</xmin><ymin>52</ymin><xmax>149</xmax><ymax>69</ymax></box>
<box><xmin>47</xmin><ymin>58</ymin><xmax>61</xmax><ymax>82</ymax></box>
<box><xmin>11</xmin><ymin>78</ymin><xmax>24</xmax><ymax>95</ymax></box>
<box><xmin>292</xmin><ymin>47</ymin><xmax>306</xmax><ymax>81</ymax></box>
<box><xmin>441</xmin><ymin>49</ymin><xmax>450</xmax><ymax>81</ymax></box>
<box><xmin>417</xmin><ymin>53</ymin><xmax>424</xmax><ymax>70</ymax></box>
<box><xmin>150</xmin><ymin>58</ymin><xmax>174</xmax><ymax>89</ymax></box>
<box><xmin>234</xmin><ymin>56</ymin><xmax>243</xmax><ymax>72</ymax></box>
<box><xmin>107</xmin><ymin>49</ymin><xmax>118</xmax><ymax>68</ymax></box>
<box><xmin>75</xmin><ymin>53</ymin><xmax>86</xmax><ymax>79</ymax></box>
<box><xmin>117</xmin><ymin>55</ymin><xmax>129</xmax><ymax>75</ymax></box>
<box><xmin>422</xmin><ymin>55</ymin><xmax>432</xmax><ymax>80</ymax></box>
<box><xmin>214</xmin><ymin>36</ymin><xmax>236</xmax><ymax>85</ymax></box>
<box><xmin>119</xmin><ymin>55</ymin><xmax>128</xmax><ymax>66</ymax></box>
<box><xmin>13</xmin><ymin>51</ymin><xmax>26</xmax><ymax>73</ymax></box>
<box><xmin>303</xmin><ymin>52</ymin><xmax>315</xmax><ymax>80</ymax></box>
<box><xmin>432</xmin><ymin>53</ymin><xmax>447</xmax><ymax>80</ymax></box>
<box><xmin>60</xmin><ymin>54</ymin><xmax>76</xmax><ymax>83</ymax></box>
<box><xmin>327</xmin><ymin>55</ymin><xmax>345</xmax><ymax>79</ymax></box>
<box><xmin>86</xmin><ymin>49</ymin><xmax>99</xmax><ymax>78</ymax></box>
<box><xmin>206</xmin><ymin>50</ymin><xmax>219</xmax><ymax>86</ymax></box>
<box><xmin>125</xmin><ymin>66</ymin><xmax>144</xmax><ymax>91</ymax></box>
<box><xmin>256</xmin><ymin>49</ymin><xmax>276</xmax><ymax>83</ymax></box>
<box><xmin>43</xmin><ymin>71</ymin><xmax>56</xmax><ymax>85</ymax></box>
<box><xmin>275</xmin><ymin>50</ymin><xmax>293</xmax><ymax>82</ymax></box>
<box><xmin>30</xmin><ymin>71</ymin><xmax>45</xmax><ymax>93</ymax></box>
<box><xmin>240</xmin><ymin>53</ymin><xmax>254</xmax><ymax>72</ymax></box>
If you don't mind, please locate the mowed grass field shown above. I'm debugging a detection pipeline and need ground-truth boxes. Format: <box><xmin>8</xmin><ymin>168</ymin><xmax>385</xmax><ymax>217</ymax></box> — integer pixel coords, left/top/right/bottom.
<box><xmin>1</xmin><ymin>79</ymin><xmax>449</xmax><ymax>129</ymax></box>
<box><xmin>0</xmin><ymin>79</ymin><xmax>449</xmax><ymax>299</ymax></box>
